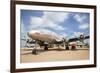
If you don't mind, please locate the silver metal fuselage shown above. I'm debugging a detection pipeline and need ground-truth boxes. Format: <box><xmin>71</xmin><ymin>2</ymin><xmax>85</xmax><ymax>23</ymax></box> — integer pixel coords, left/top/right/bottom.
<box><xmin>28</xmin><ymin>30</ymin><xmax>62</xmax><ymax>42</ymax></box>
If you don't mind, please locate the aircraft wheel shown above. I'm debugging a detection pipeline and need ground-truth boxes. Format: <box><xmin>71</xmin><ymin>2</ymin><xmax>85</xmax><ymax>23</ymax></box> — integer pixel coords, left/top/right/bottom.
<box><xmin>65</xmin><ymin>46</ymin><xmax>69</xmax><ymax>50</ymax></box>
<box><xmin>32</xmin><ymin>49</ymin><xmax>38</xmax><ymax>55</ymax></box>
<box><xmin>44</xmin><ymin>46</ymin><xmax>48</xmax><ymax>50</ymax></box>
<box><xmin>44</xmin><ymin>44</ymin><xmax>48</xmax><ymax>50</ymax></box>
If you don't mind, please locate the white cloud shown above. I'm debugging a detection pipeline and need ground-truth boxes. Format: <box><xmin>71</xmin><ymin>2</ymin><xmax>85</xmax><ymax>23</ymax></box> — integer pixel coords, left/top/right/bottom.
<box><xmin>30</xmin><ymin>17</ymin><xmax>43</xmax><ymax>27</ymax></box>
<box><xmin>53</xmin><ymin>24</ymin><xmax>65</xmax><ymax>30</ymax></box>
<box><xmin>60</xmin><ymin>33</ymin><xmax>67</xmax><ymax>38</ymax></box>
<box><xmin>74</xmin><ymin>32</ymin><xmax>84</xmax><ymax>37</ymax></box>
<box><xmin>79</xmin><ymin>23</ymin><xmax>89</xmax><ymax>29</ymax></box>
<box><xmin>21</xmin><ymin>21</ymin><xmax>24</xmax><ymax>33</ymax></box>
<box><xmin>21</xmin><ymin>21</ymin><xmax>27</xmax><ymax>36</ymax></box>
<box><xmin>20</xmin><ymin>21</ymin><xmax>29</xmax><ymax>40</ymax></box>
<box><xmin>73</xmin><ymin>14</ymin><xmax>89</xmax><ymax>30</ymax></box>
<box><xmin>29</xmin><ymin>11</ymin><xmax>69</xmax><ymax>31</ymax></box>
<box><xmin>74</xmin><ymin>14</ymin><xmax>86</xmax><ymax>23</ymax></box>
<box><xmin>41</xmin><ymin>18</ymin><xmax>65</xmax><ymax>30</ymax></box>
<box><xmin>43</xmin><ymin>12</ymin><xmax>69</xmax><ymax>23</ymax></box>
<box><xmin>30</xmin><ymin>17</ymin><xmax>65</xmax><ymax>30</ymax></box>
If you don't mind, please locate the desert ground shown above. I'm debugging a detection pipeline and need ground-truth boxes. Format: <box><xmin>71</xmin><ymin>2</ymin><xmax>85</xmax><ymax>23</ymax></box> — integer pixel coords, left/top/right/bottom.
<box><xmin>20</xmin><ymin>46</ymin><xmax>89</xmax><ymax>63</ymax></box>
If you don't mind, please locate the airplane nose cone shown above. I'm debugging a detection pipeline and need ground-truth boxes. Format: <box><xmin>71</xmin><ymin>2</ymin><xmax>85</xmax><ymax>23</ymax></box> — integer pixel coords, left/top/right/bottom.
<box><xmin>27</xmin><ymin>31</ymin><xmax>32</xmax><ymax>37</ymax></box>
<box><xmin>28</xmin><ymin>30</ymin><xmax>36</xmax><ymax>38</ymax></box>
<box><xmin>28</xmin><ymin>30</ymin><xmax>40</xmax><ymax>39</ymax></box>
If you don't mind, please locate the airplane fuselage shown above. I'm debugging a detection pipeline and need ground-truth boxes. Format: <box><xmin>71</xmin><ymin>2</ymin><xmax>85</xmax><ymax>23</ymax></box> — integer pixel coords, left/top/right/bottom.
<box><xmin>28</xmin><ymin>30</ymin><xmax>62</xmax><ymax>42</ymax></box>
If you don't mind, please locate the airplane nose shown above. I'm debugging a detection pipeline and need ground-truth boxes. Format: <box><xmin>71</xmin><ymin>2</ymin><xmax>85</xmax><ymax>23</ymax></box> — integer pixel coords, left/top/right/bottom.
<box><xmin>27</xmin><ymin>31</ymin><xmax>35</xmax><ymax>37</ymax></box>
<box><xmin>27</xmin><ymin>32</ymin><xmax>32</xmax><ymax>37</ymax></box>
<box><xmin>28</xmin><ymin>30</ymin><xmax>39</xmax><ymax>38</ymax></box>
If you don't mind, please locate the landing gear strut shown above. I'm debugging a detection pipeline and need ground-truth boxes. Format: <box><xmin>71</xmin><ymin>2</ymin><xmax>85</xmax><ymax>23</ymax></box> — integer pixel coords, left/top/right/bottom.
<box><xmin>65</xmin><ymin>45</ymin><xmax>69</xmax><ymax>50</ymax></box>
<box><xmin>65</xmin><ymin>41</ymin><xmax>69</xmax><ymax>50</ymax></box>
<box><xmin>44</xmin><ymin>44</ymin><xmax>48</xmax><ymax>50</ymax></box>
<box><xmin>32</xmin><ymin>41</ymin><xmax>38</xmax><ymax>55</ymax></box>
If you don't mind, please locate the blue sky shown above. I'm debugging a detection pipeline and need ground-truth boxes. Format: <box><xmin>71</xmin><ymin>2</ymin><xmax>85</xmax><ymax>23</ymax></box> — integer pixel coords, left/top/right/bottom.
<box><xmin>21</xmin><ymin>10</ymin><xmax>90</xmax><ymax>39</ymax></box>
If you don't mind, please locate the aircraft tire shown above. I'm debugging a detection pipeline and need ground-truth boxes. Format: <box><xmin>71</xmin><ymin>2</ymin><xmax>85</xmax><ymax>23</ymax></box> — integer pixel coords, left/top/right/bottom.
<box><xmin>65</xmin><ymin>46</ymin><xmax>69</xmax><ymax>50</ymax></box>
<box><xmin>32</xmin><ymin>49</ymin><xmax>38</xmax><ymax>55</ymax></box>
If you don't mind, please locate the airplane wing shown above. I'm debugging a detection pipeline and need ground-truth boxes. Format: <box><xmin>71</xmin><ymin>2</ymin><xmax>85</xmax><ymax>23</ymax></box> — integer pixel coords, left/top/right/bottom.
<box><xmin>68</xmin><ymin>36</ymin><xmax>90</xmax><ymax>42</ymax></box>
<box><xmin>84</xmin><ymin>36</ymin><xmax>89</xmax><ymax>39</ymax></box>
